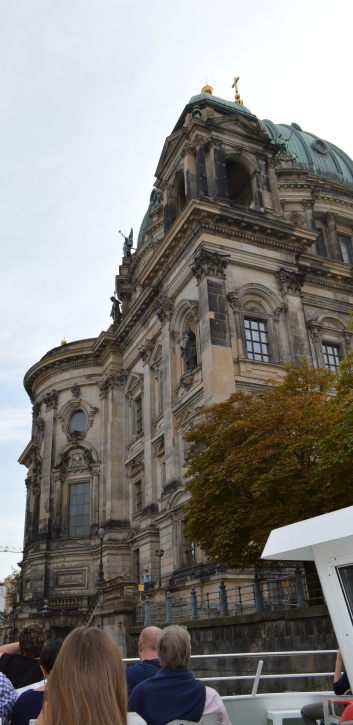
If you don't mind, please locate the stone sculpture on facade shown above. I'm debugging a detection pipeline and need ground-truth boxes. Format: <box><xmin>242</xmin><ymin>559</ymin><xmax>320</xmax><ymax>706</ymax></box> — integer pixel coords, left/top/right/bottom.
<box><xmin>110</xmin><ymin>295</ymin><xmax>123</xmax><ymax>325</ymax></box>
<box><xmin>181</xmin><ymin>328</ymin><xmax>197</xmax><ymax>371</ymax></box>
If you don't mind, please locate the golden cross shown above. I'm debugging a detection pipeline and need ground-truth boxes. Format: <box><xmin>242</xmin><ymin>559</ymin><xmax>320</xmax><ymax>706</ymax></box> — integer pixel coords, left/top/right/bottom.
<box><xmin>232</xmin><ymin>76</ymin><xmax>240</xmax><ymax>94</ymax></box>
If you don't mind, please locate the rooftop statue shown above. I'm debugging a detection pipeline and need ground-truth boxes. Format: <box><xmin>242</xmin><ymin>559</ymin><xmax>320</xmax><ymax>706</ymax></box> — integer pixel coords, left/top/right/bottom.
<box><xmin>119</xmin><ymin>228</ymin><xmax>134</xmax><ymax>258</ymax></box>
<box><xmin>271</xmin><ymin>131</ymin><xmax>292</xmax><ymax>156</ymax></box>
<box><xmin>110</xmin><ymin>295</ymin><xmax>122</xmax><ymax>325</ymax></box>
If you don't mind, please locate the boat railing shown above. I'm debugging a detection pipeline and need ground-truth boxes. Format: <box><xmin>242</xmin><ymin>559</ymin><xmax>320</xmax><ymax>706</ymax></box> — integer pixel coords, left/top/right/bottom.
<box><xmin>123</xmin><ymin>650</ymin><xmax>336</xmax><ymax>696</ymax></box>
<box><xmin>134</xmin><ymin>567</ymin><xmax>324</xmax><ymax>626</ymax></box>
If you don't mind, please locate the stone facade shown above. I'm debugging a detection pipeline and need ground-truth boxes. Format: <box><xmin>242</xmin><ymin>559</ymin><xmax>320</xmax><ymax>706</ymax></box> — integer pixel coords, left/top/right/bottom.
<box><xmin>3</xmin><ymin>88</ymin><xmax>353</xmax><ymax>645</ymax></box>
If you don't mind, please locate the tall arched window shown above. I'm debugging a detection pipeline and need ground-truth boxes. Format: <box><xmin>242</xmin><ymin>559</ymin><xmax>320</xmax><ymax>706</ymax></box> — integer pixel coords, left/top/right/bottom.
<box><xmin>177</xmin><ymin>175</ymin><xmax>186</xmax><ymax>214</ymax></box>
<box><xmin>226</xmin><ymin>160</ymin><xmax>253</xmax><ymax>207</ymax></box>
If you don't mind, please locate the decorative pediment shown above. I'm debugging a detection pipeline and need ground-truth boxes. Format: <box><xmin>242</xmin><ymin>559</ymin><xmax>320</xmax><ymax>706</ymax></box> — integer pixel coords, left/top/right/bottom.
<box><xmin>149</xmin><ymin>341</ymin><xmax>162</xmax><ymax>369</ymax></box>
<box><xmin>152</xmin><ymin>435</ymin><xmax>165</xmax><ymax>458</ymax></box>
<box><xmin>127</xmin><ymin>456</ymin><xmax>144</xmax><ymax>478</ymax></box>
<box><xmin>124</xmin><ymin>371</ymin><xmax>144</xmax><ymax>396</ymax></box>
<box><xmin>54</xmin><ymin>441</ymin><xmax>99</xmax><ymax>474</ymax></box>
<box><xmin>175</xmin><ymin>402</ymin><xmax>203</xmax><ymax>431</ymax></box>
<box><xmin>155</xmin><ymin>130</ymin><xmax>185</xmax><ymax>179</ymax></box>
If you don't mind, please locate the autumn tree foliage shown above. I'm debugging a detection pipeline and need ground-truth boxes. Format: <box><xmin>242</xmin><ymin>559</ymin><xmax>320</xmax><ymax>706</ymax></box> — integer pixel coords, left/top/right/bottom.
<box><xmin>183</xmin><ymin>359</ymin><xmax>353</xmax><ymax>570</ymax></box>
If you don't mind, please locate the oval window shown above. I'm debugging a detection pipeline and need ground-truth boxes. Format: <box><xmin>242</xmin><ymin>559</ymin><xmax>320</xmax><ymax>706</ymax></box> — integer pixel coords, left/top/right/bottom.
<box><xmin>69</xmin><ymin>410</ymin><xmax>87</xmax><ymax>432</ymax></box>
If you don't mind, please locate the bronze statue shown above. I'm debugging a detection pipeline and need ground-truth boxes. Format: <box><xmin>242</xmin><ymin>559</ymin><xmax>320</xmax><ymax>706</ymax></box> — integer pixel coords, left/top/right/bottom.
<box><xmin>119</xmin><ymin>228</ymin><xmax>134</xmax><ymax>257</ymax></box>
<box><xmin>110</xmin><ymin>296</ymin><xmax>122</xmax><ymax>325</ymax></box>
<box><xmin>181</xmin><ymin>328</ymin><xmax>197</xmax><ymax>371</ymax></box>
<box><xmin>271</xmin><ymin>132</ymin><xmax>292</xmax><ymax>156</ymax></box>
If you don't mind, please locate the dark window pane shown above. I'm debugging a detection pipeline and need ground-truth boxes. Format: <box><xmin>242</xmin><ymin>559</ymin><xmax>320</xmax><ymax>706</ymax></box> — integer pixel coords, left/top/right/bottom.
<box><xmin>69</xmin><ymin>482</ymin><xmax>90</xmax><ymax>536</ymax></box>
<box><xmin>244</xmin><ymin>318</ymin><xmax>270</xmax><ymax>363</ymax></box>
<box><xmin>69</xmin><ymin>411</ymin><xmax>87</xmax><ymax>433</ymax></box>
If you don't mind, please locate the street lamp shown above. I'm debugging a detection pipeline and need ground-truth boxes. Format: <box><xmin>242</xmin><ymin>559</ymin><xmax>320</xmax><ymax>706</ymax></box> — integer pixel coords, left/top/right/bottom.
<box><xmin>155</xmin><ymin>548</ymin><xmax>164</xmax><ymax>588</ymax></box>
<box><xmin>98</xmin><ymin>524</ymin><xmax>105</xmax><ymax>582</ymax></box>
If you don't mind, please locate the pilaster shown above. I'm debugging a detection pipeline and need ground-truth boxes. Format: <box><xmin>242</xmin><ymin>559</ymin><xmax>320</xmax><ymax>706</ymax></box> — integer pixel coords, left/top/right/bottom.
<box><xmin>192</xmin><ymin>248</ymin><xmax>235</xmax><ymax>405</ymax></box>
<box><xmin>275</xmin><ymin>268</ymin><xmax>311</xmax><ymax>360</ymax></box>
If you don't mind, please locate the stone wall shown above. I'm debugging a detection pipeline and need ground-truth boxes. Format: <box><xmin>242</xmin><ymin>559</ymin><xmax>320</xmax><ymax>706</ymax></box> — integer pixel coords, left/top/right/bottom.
<box><xmin>128</xmin><ymin>605</ymin><xmax>337</xmax><ymax>696</ymax></box>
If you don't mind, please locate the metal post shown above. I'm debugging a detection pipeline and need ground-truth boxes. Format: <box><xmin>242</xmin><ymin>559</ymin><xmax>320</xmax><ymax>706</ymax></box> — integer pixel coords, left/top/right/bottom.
<box><xmin>98</xmin><ymin>524</ymin><xmax>105</xmax><ymax>583</ymax></box>
<box><xmin>254</xmin><ymin>572</ymin><xmax>263</xmax><ymax>613</ymax></box>
<box><xmin>206</xmin><ymin>592</ymin><xmax>210</xmax><ymax>618</ymax></box>
<box><xmin>295</xmin><ymin>564</ymin><xmax>308</xmax><ymax>608</ymax></box>
<box><xmin>166</xmin><ymin>591</ymin><xmax>173</xmax><ymax>623</ymax></box>
<box><xmin>251</xmin><ymin>659</ymin><xmax>264</xmax><ymax>697</ymax></box>
<box><xmin>190</xmin><ymin>586</ymin><xmax>199</xmax><ymax>620</ymax></box>
<box><xmin>238</xmin><ymin>586</ymin><xmax>243</xmax><ymax>614</ymax></box>
<box><xmin>219</xmin><ymin>580</ymin><xmax>229</xmax><ymax>617</ymax></box>
<box><xmin>144</xmin><ymin>595</ymin><xmax>151</xmax><ymax>626</ymax></box>
<box><xmin>155</xmin><ymin>549</ymin><xmax>165</xmax><ymax>588</ymax></box>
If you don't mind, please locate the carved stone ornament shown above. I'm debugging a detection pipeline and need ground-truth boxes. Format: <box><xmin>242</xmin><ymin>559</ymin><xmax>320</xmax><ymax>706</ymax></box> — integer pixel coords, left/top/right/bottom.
<box><xmin>155</xmin><ymin>295</ymin><xmax>174</xmax><ymax>324</ymax></box>
<box><xmin>226</xmin><ymin>291</ymin><xmax>240</xmax><ymax>314</ymax></box>
<box><xmin>127</xmin><ymin>457</ymin><xmax>144</xmax><ymax>478</ymax></box>
<box><xmin>138</xmin><ymin>340</ymin><xmax>154</xmax><ymax>365</ymax></box>
<box><xmin>301</xmin><ymin>199</ymin><xmax>315</xmax><ymax>211</ymax></box>
<box><xmin>67</xmin><ymin>430</ymin><xmax>84</xmax><ymax>445</ymax></box>
<box><xmin>152</xmin><ymin>435</ymin><xmax>165</xmax><ymax>458</ymax></box>
<box><xmin>191</xmin><ymin>249</ymin><xmax>230</xmax><ymax>284</ymax></box>
<box><xmin>55</xmin><ymin>451</ymin><xmax>70</xmax><ymax>470</ymax></box>
<box><xmin>180</xmin><ymin>369</ymin><xmax>196</xmax><ymax>392</ymax></box>
<box><xmin>98</xmin><ymin>369</ymin><xmax>129</xmax><ymax>399</ymax></box>
<box><xmin>43</xmin><ymin>389</ymin><xmax>59</xmax><ymax>411</ymax></box>
<box><xmin>275</xmin><ymin>268</ymin><xmax>306</xmax><ymax>296</ymax></box>
<box><xmin>71</xmin><ymin>383</ymin><xmax>80</xmax><ymax>399</ymax></box>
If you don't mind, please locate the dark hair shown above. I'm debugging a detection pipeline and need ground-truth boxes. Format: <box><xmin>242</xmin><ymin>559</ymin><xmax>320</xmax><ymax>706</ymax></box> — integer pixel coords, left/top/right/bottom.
<box><xmin>40</xmin><ymin>639</ymin><xmax>62</xmax><ymax>674</ymax></box>
<box><xmin>19</xmin><ymin>624</ymin><xmax>46</xmax><ymax>659</ymax></box>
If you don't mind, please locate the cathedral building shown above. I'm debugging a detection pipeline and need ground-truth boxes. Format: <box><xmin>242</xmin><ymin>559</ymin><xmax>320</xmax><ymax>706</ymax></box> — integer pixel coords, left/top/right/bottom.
<box><xmin>4</xmin><ymin>82</ymin><xmax>353</xmax><ymax>643</ymax></box>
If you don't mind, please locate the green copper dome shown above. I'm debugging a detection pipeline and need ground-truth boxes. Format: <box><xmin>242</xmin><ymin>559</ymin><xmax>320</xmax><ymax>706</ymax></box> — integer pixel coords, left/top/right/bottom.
<box><xmin>261</xmin><ymin>120</ymin><xmax>353</xmax><ymax>188</ymax></box>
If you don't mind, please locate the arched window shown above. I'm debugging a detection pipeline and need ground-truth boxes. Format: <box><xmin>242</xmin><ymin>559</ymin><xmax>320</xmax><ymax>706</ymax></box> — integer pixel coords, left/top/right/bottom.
<box><xmin>226</xmin><ymin>160</ymin><xmax>253</xmax><ymax>207</ymax></box>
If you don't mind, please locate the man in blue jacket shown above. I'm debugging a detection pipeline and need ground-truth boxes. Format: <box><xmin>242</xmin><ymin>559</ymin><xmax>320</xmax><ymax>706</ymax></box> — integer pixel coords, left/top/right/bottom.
<box><xmin>126</xmin><ymin>626</ymin><xmax>162</xmax><ymax>696</ymax></box>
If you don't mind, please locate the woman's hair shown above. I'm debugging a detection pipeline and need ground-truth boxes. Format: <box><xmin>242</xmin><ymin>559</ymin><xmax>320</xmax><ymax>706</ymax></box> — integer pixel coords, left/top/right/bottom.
<box><xmin>43</xmin><ymin>627</ymin><xmax>127</xmax><ymax>725</ymax></box>
<box><xmin>19</xmin><ymin>624</ymin><xmax>46</xmax><ymax>659</ymax></box>
<box><xmin>157</xmin><ymin>625</ymin><xmax>191</xmax><ymax>668</ymax></box>
<box><xmin>39</xmin><ymin>639</ymin><xmax>62</xmax><ymax>674</ymax></box>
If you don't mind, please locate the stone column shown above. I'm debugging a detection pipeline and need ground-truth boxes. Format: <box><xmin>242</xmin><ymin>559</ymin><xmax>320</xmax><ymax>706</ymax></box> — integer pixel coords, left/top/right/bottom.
<box><xmin>155</xmin><ymin>296</ymin><xmax>181</xmax><ymax>487</ymax></box>
<box><xmin>323</xmin><ymin>212</ymin><xmax>343</xmax><ymax>262</ymax></box>
<box><xmin>39</xmin><ymin>390</ymin><xmax>58</xmax><ymax>536</ymax></box>
<box><xmin>209</xmin><ymin>139</ymin><xmax>228</xmax><ymax>199</ymax></box>
<box><xmin>267</xmin><ymin>159</ymin><xmax>281</xmax><ymax>215</ymax></box>
<box><xmin>31</xmin><ymin>487</ymin><xmax>41</xmax><ymax>540</ymax></box>
<box><xmin>104</xmin><ymin>370</ymin><xmax>128</xmax><ymax>524</ymax></box>
<box><xmin>182</xmin><ymin>144</ymin><xmax>196</xmax><ymax>202</ymax></box>
<box><xmin>194</xmin><ymin>137</ymin><xmax>208</xmax><ymax>197</ymax></box>
<box><xmin>52</xmin><ymin>475</ymin><xmax>62</xmax><ymax>540</ymax></box>
<box><xmin>226</xmin><ymin>292</ymin><xmax>245</xmax><ymax>360</ymax></box>
<box><xmin>275</xmin><ymin>269</ymin><xmax>311</xmax><ymax>360</ymax></box>
<box><xmin>192</xmin><ymin>249</ymin><xmax>236</xmax><ymax>406</ymax></box>
<box><xmin>138</xmin><ymin>342</ymin><xmax>155</xmax><ymax>508</ymax></box>
<box><xmin>302</xmin><ymin>199</ymin><xmax>316</xmax><ymax>231</ymax></box>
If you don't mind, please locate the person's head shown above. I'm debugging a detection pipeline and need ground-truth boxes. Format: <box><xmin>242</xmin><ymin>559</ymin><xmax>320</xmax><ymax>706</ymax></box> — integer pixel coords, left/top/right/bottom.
<box><xmin>43</xmin><ymin>627</ymin><xmax>127</xmax><ymax>725</ymax></box>
<box><xmin>19</xmin><ymin>624</ymin><xmax>46</xmax><ymax>659</ymax></box>
<box><xmin>138</xmin><ymin>626</ymin><xmax>161</xmax><ymax>660</ymax></box>
<box><xmin>156</xmin><ymin>625</ymin><xmax>191</xmax><ymax>669</ymax></box>
<box><xmin>39</xmin><ymin>639</ymin><xmax>62</xmax><ymax>679</ymax></box>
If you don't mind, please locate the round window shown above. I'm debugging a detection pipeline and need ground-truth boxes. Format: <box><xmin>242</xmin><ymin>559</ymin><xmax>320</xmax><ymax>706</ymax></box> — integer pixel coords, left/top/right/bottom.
<box><xmin>69</xmin><ymin>410</ymin><xmax>87</xmax><ymax>433</ymax></box>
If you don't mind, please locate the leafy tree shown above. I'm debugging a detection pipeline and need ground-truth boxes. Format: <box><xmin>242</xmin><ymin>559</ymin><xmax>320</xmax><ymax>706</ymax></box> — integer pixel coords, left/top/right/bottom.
<box><xmin>183</xmin><ymin>360</ymin><xmax>353</xmax><ymax>570</ymax></box>
<box><xmin>5</xmin><ymin>567</ymin><xmax>21</xmax><ymax>609</ymax></box>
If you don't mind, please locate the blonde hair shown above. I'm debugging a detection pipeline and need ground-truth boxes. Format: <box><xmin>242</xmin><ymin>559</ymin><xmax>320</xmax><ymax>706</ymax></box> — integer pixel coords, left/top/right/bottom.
<box><xmin>156</xmin><ymin>625</ymin><xmax>191</xmax><ymax>668</ymax></box>
<box><xmin>43</xmin><ymin>627</ymin><xmax>127</xmax><ymax>725</ymax></box>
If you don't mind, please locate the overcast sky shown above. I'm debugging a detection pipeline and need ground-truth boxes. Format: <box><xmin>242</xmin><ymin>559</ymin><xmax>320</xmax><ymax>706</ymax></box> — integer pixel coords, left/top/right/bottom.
<box><xmin>1</xmin><ymin>0</ymin><xmax>352</xmax><ymax>583</ymax></box>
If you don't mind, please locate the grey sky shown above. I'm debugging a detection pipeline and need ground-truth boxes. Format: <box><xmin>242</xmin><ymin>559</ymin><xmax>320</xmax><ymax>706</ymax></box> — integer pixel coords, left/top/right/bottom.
<box><xmin>1</xmin><ymin>0</ymin><xmax>352</xmax><ymax>581</ymax></box>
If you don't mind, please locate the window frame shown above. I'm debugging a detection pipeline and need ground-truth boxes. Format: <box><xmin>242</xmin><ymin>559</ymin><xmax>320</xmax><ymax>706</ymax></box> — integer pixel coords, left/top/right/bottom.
<box><xmin>338</xmin><ymin>234</ymin><xmax>353</xmax><ymax>265</ymax></box>
<box><xmin>243</xmin><ymin>316</ymin><xmax>270</xmax><ymax>363</ymax></box>
<box><xmin>134</xmin><ymin>395</ymin><xmax>143</xmax><ymax>437</ymax></box>
<box><xmin>68</xmin><ymin>481</ymin><xmax>91</xmax><ymax>538</ymax></box>
<box><xmin>69</xmin><ymin>409</ymin><xmax>87</xmax><ymax>433</ymax></box>
<box><xmin>322</xmin><ymin>342</ymin><xmax>341</xmax><ymax>371</ymax></box>
<box><xmin>134</xmin><ymin>480</ymin><xmax>142</xmax><ymax>514</ymax></box>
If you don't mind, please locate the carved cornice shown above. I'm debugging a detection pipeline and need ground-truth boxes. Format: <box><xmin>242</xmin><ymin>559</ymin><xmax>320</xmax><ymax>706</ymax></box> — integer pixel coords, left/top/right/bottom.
<box><xmin>138</xmin><ymin>339</ymin><xmax>154</xmax><ymax>365</ymax></box>
<box><xmin>275</xmin><ymin>268</ymin><xmax>306</xmax><ymax>296</ymax></box>
<box><xmin>191</xmin><ymin>248</ymin><xmax>230</xmax><ymax>284</ymax></box>
<box><xmin>98</xmin><ymin>369</ymin><xmax>129</xmax><ymax>399</ymax></box>
<box><xmin>155</xmin><ymin>295</ymin><xmax>174</xmax><ymax>324</ymax></box>
<box><xmin>302</xmin><ymin>199</ymin><xmax>315</xmax><ymax>210</ymax></box>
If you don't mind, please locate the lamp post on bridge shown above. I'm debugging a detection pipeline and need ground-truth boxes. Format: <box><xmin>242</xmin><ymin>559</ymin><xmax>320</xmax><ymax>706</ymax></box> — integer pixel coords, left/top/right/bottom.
<box><xmin>155</xmin><ymin>549</ymin><xmax>164</xmax><ymax>588</ymax></box>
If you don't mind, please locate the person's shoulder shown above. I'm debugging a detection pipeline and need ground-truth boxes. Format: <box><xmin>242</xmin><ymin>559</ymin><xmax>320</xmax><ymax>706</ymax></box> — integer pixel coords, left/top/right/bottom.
<box><xmin>128</xmin><ymin>713</ymin><xmax>148</xmax><ymax>725</ymax></box>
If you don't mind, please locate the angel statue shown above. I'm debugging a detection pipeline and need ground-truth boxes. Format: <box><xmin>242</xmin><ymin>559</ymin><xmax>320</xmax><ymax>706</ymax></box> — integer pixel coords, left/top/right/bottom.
<box><xmin>119</xmin><ymin>228</ymin><xmax>134</xmax><ymax>258</ymax></box>
<box><xmin>181</xmin><ymin>328</ymin><xmax>197</xmax><ymax>371</ymax></box>
<box><xmin>271</xmin><ymin>132</ymin><xmax>292</xmax><ymax>156</ymax></box>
